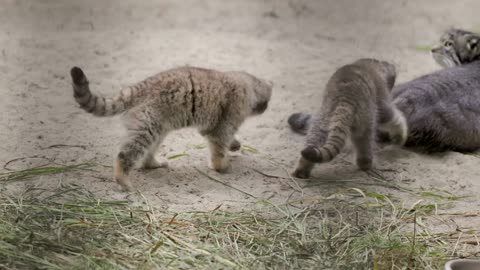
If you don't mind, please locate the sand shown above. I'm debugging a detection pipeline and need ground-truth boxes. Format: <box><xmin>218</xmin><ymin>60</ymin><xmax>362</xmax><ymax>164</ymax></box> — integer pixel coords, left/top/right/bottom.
<box><xmin>0</xmin><ymin>0</ymin><xmax>479</xmax><ymax>231</ymax></box>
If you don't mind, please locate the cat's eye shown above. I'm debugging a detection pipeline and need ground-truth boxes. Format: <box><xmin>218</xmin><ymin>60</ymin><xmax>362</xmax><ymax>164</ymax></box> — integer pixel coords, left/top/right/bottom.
<box><xmin>443</xmin><ymin>40</ymin><xmax>453</xmax><ymax>48</ymax></box>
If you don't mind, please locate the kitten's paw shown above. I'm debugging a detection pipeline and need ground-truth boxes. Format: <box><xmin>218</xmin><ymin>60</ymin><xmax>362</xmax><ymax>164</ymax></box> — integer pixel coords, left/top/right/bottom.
<box><xmin>301</xmin><ymin>146</ymin><xmax>320</xmax><ymax>162</ymax></box>
<box><xmin>293</xmin><ymin>168</ymin><xmax>310</xmax><ymax>179</ymax></box>
<box><xmin>356</xmin><ymin>157</ymin><xmax>373</xmax><ymax>171</ymax></box>
<box><xmin>115</xmin><ymin>175</ymin><xmax>134</xmax><ymax>192</ymax></box>
<box><xmin>229</xmin><ymin>139</ymin><xmax>241</xmax><ymax>152</ymax></box>
<box><xmin>142</xmin><ymin>156</ymin><xmax>168</xmax><ymax>170</ymax></box>
<box><xmin>114</xmin><ymin>157</ymin><xmax>133</xmax><ymax>192</ymax></box>
<box><xmin>209</xmin><ymin>158</ymin><xmax>232</xmax><ymax>173</ymax></box>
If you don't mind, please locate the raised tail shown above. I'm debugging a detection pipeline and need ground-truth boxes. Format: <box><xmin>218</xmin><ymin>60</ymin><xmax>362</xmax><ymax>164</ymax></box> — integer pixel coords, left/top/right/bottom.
<box><xmin>70</xmin><ymin>67</ymin><xmax>145</xmax><ymax>117</ymax></box>
<box><xmin>301</xmin><ymin>103</ymin><xmax>354</xmax><ymax>163</ymax></box>
<box><xmin>288</xmin><ymin>112</ymin><xmax>312</xmax><ymax>134</ymax></box>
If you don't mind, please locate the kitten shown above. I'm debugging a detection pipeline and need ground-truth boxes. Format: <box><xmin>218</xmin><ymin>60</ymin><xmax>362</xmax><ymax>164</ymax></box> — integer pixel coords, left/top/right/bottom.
<box><xmin>293</xmin><ymin>59</ymin><xmax>407</xmax><ymax>179</ymax></box>
<box><xmin>70</xmin><ymin>66</ymin><xmax>272</xmax><ymax>191</ymax></box>
<box><xmin>431</xmin><ymin>28</ymin><xmax>480</xmax><ymax>67</ymax></box>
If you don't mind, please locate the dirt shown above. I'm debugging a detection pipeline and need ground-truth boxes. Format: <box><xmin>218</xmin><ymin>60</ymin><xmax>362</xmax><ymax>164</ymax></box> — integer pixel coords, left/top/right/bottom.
<box><xmin>0</xmin><ymin>0</ymin><xmax>479</xmax><ymax>232</ymax></box>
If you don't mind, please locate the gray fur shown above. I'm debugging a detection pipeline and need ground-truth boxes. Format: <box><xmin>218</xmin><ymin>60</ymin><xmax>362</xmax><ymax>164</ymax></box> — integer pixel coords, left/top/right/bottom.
<box><xmin>293</xmin><ymin>59</ymin><xmax>407</xmax><ymax>179</ymax></box>
<box><xmin>70</xmin><ymin>66</ymin><xmax>272</xmax><ymax>191</ymax></box>
<box><xmin>391</xmin><ymin>61</ymin><xmax>480</xmax><ymax>152</ymax></box>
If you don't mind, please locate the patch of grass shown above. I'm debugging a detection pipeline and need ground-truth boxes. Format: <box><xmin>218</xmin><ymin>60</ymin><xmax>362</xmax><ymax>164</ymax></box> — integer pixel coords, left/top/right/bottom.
<box><xmin>167</xmin><ymin>153</ymin><xmax>190</xmax><ymax>160</ymax></box>
<box><xmin>241</xmin><ymin>145</ymin><xmax>258</xmax><ymax>154</ymax></box>
<box><xmin>414</xmin><ymin>45</ymin><xmax>433</xmax><ymax>52</ymax></box>
<box><xmin>0</xmin><ymin>162</ymin><xmax>95</xmax><ymax>182</ymax></box>
<box><xmin>0</xmin><ymin>183</ymin><xmax>477</xmax><ymax>269</ymax></box>
<box><xmin>190</xmin><ymin>144</ymin><xmax>207</xmax><ymax>150</ymax></box>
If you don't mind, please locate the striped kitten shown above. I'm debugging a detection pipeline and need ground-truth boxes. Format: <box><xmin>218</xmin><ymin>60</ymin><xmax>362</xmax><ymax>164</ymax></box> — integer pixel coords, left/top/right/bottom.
<box><xmin>70</xmin><ymin>66</ymin><xmax>272</xmax><ymax>191</ymax></box>
<box><xmin>293</xmin><ymin>59</ymin><xmax>407</xmax><ymax>179</ymax></box>
<box><xmin>431</xmin><ymin>28</ymin><xmax>480</xmax><ymax>67</ymax></box>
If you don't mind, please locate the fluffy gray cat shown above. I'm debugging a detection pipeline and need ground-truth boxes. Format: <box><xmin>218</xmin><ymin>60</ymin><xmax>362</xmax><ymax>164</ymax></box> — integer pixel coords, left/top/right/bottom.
<box><xmin>289</xmin><ymin>29</ymin><xmax>480</xmax><ymax>152</ymax></box>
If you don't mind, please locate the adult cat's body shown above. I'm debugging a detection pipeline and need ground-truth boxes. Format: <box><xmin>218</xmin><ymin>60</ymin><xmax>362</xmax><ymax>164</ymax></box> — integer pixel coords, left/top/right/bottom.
<box><xmin>391</xmin><ymin>60</ymin><xmax>480</xmax><ymax>151</ymax></box>
<box><xmin>293</xmin><ymin>59</ymin><xmax>407</xmax><ymax>179</ymax></box>
<box><xmin>70</xmin><ymin>66</ymin><xmax>272</xmax><ymax>191</ymax></box>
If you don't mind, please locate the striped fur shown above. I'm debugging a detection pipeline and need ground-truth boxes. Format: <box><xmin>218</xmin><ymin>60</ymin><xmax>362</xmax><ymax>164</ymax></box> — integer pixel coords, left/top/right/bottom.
<box><xmin>71</xmin><ymin>67</ymin><xmax>153</xmax><ymax>117</ymax></box>
<box><xmin>292</xmin><ymin>58</ymin><xmax>406</xmax><ymax>179</ymax></box>
<box><xmin>69</xmin><ymin>66</ymin><xmax>272</xmax><ymax>191</ymax></box>
<box><xmin>301</xmin><ymin>102</ymin><xmax>353</xmax><ymax>163</ymax></box>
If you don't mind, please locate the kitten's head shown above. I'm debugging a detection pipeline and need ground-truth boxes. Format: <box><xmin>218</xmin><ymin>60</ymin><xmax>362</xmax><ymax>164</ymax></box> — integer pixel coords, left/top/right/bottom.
<box><xmin>229</xmin><ymin>71</ymin><xmax>273</xmax><ymax>116</ymax></box>
<box><xmin>355</xmin><ymin>58</ymin><xmax>397</xmax><ymax>90</ymax></box>
<box><xmin>250</xmin><ymin>76</ymin><xmax>273</xmax><ymax>115</ymax></box>
<box><xmin>431</xmin><ymin>28</ymin><xmax>480</xmax><ymax>67</ymax></box>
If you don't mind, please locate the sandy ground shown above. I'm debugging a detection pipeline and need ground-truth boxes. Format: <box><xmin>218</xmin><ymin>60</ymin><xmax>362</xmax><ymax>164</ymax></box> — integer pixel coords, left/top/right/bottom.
<box><xmin>0</xmin><ymin>0</ymin><xmax>479</xmax><ymax>231</ymax></box>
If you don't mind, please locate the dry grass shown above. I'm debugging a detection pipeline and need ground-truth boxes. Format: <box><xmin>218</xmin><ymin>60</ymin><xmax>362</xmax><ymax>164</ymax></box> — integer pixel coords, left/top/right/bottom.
<box><xmin>0</xmin><ymin>164</ymin><xmax>479</xmax><ymax>269</ymax></box>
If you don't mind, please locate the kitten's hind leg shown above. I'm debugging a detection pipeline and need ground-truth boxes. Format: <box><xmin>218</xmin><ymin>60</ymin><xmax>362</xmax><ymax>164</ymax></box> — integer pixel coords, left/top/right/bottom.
<box><xmin>352</xmin><ymin>126</ymin><xmax>374</xmax><ymax>171</ymax></box>
<box><xmin>141</xmin><ymin>136</ymin><xmax>169</xmax><ymax>170</ymax></box>
<box><xmin>293</xmin><ymin>157</ymin><xmax>315</xmax><ymax>179</ymax></box>
<box><xmin>115</xmin><ymin>122</ymin><xmax>165</xmax><ymax>191</ymax></box>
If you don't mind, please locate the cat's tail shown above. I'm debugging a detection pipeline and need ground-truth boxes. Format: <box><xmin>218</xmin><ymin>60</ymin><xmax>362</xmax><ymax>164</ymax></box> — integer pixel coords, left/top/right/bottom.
<box><xmin>301</xmin><ymin>102</ymin><xmax>353</xmax><ymax>163</ymax></box>
<box><xmin>70</xmin><ymin>67</ymin><xmax>147</xmax><ymax>117</ymax></box>
<box><xmin>288</xmin><ymin>112</ymin><xmax>312</xmax><ymax>134</ymax></box>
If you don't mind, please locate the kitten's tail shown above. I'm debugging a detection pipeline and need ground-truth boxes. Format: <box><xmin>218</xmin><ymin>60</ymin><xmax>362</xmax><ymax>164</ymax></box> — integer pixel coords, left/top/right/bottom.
<box><xmin>288</xmin><ymin>112</ymin><xmax>312</xmax><ymax>134</ymax></box>
<box><xmin>70</xmin><ymin>67</ymin><xmax>148</xmax><ymax>117</ymax></box>
<box><xmin>301</xmin><ymin>102</ymin><xmax>353</xmax><ymax>163</ymax></box>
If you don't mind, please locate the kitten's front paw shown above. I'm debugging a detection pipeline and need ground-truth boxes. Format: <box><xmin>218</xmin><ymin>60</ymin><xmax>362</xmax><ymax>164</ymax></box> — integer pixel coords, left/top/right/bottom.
<box><xmin>209</xmin><ymin>158</ymin><xmax>232</xmax><ymax>173</ymax></box>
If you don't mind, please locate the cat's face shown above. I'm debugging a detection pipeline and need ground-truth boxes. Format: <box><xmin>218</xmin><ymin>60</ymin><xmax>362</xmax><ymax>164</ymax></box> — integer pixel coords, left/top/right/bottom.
<box><xmin>250</xmin><ymin>76</ymin><xmax>273</xmax><ymax>115</ymax></box>
<box><xmin>231</xmin><ymin>71</ymin><xmax>273</xmax><ymax>115</ymax></box>
<box><xmin>431</xmin><ymin>29</ymin><xmax>480</xmax><ymax>67</ymax></box>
